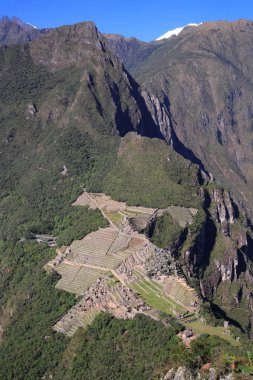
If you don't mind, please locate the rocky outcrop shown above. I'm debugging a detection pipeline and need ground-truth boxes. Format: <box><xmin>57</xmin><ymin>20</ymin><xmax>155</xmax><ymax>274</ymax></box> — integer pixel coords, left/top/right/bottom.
<box><xmin>193</xmin><ymin>191</ymin><xmax>253</xmax><ymax>333</ymax></box>
<box><xmin>210</xmin><ymin>189</ymin><xmax>236</xmax><ymax>232</ymax></box>
<box><xmin>161</xmin><ymin>367</ymin><xmax>194</xmax><ymax>380</ymax></box>
<box><xmin>145</xmin><ymin>186</ymin><xmax>253</xmax><ymax>334</ymax></box>
<box><xmin>161</xmin><ymin>366</ymin><xmax>228</xmax><ymax>380</ymax></box>
<box><xmin>145</xmin><ymin>247</ymin><xmax>178</xmax><ymax>277</ymax></box>
<box><xmin>142</xmin><ymin>91</ymin><xmax>174</xmax><ymax>146</ymax></box>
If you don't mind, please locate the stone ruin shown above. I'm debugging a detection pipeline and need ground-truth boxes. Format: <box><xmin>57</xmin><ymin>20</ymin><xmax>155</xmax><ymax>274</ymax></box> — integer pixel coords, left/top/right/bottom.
<box><xmin>53</xmin><ymin>276</ymin><xmax>150</xmax><ymax>336</ymax></box>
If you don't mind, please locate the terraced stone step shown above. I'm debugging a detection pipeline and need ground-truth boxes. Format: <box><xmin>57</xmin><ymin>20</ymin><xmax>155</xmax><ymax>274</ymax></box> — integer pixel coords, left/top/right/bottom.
<box><xmin>56</xmin><ymin>266</ymin><xmax>103</xmax><ymax>295</ymax></box>
<box><xmin>113</xmin><ymin>251</ymin><xmax>133</xmax><ymax>260</ymax></box>
<box><xmin>82</xmin><ymin>308</ymin><xmax>100</xmax><ymax>330</ymax></box>
<box><xmin>73</xmin><ymin>256</ymin><xmax>121</xmax><ymax>268</ymax></box>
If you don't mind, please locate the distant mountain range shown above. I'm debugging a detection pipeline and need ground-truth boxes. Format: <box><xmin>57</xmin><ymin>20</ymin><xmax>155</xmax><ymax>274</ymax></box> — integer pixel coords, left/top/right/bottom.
<box><xmin>156</xmin><ymin>22</ymin><xmax>202</xmax><ymax>40</ymax></box>
<box><xmin>0</xmin><ymin>16</ymin><xmax>47</xmax><ymax>45</ymax></box>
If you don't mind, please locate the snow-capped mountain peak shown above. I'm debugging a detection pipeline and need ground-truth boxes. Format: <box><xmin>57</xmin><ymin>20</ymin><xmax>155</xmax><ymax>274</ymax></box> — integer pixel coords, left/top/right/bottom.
<box><xmin>26</xmin><ymin>23</ymin><xmax>37</xmax><ymax>29</ymax></box>
<box><xmin>156</xmin><ymin>22</ymin><xmax>202</xmax><ymax>40</ymax></box>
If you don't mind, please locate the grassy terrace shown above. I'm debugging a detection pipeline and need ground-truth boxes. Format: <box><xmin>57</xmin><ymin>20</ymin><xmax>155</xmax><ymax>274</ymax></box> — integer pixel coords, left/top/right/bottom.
<box><xmin>183</xmin><ymin>319</ymin><xmax>240</xmax><ymax>346</ymax></box>
<box><xmin>131</xmin><ymin>269</ymin><xmax>239</xmax><ymax>346</ymax></box>
<box><xmin>102</xmin><ymin>210</ymin><xmax>124</xmax><ymax>226</ymax></box>
<box><xmin>131</xmin><ymin>270</ymin><xmax>185</xmax><ymax>314</ymax></box>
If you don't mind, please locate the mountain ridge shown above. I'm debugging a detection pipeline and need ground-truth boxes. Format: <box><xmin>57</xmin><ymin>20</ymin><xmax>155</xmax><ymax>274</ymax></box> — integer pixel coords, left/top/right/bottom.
<box><xmin>156</xmin><ymin>22</ymin><xmax>203</xmax><ymax>40</ymax></box>
<box><xmin>0</xmin><ymin>15</ymin><xmax>47</xmax><ymax>45</ymax></box>
<box><xmin>118</xmin><ymin>19</ymin><xmax>253</xmax><ymax>220</ymax></box>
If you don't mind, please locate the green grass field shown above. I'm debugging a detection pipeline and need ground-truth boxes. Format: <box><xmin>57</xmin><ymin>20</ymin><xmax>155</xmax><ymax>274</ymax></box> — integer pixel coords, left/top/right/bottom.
<box><xmin>131</xmin><ymin>269</ymin><xmax>239</xmax><ymax>346</ymax></box>
<box><xmin>103</xmin><ymin>210</ymin><xmax>124</xmax><ymax>225</ymax></box>
<box><xmin>184</xmin><ymin>319</ymin><xmax>239</xmax><ymax>346</ymax></box>
<box><xmin>131</xmin><ymin>270</ymin><xmax>185</xmax><ymax>314</ymax></box>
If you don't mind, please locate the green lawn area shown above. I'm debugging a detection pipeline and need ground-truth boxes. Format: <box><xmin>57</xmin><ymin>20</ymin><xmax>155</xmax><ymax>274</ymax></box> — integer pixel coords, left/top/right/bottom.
<box><xmin>183</xmin><ymin>319</ymin><xmax>239</xmax><ymax>346</ymax></box>
<box><xmin>103</xmin><ymin>210</ymin><xmax>124</xmax><ymax>225</ymax></box>
<box><xmin>132</xmin><ymin>270</ymin><xmax>239</xmax><ymax>346</ymax></box>
<box><xmin>131</xmin><ymin>270</ymin><xmax>185</xmax><ymax>314</ymax></box>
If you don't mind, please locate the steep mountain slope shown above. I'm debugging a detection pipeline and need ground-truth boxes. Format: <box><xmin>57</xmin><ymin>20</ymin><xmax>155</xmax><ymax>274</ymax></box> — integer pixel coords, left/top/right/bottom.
<box><xmin>0</xmin><ymin>16</ymin><xmax>47</xmax><ymax>45</ymax></box>
<box><xmin>104</xmin><ymin>33</ymin><xmax>163</xmax><ymax>73</ymax></box>
<box><xmin>0</xmin><ymin>20</ymin><xmax>162</xmax><ymax>240</ymax></box>
<box><xmin>131</xmin><ymin>20</ymin><xmax>253</xmax><ymax>219</ymax></box>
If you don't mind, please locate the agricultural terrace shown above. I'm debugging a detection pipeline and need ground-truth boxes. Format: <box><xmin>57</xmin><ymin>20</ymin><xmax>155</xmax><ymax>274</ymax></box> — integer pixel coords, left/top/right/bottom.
<box><xmin>47</xmin><ymin>192</ymin><xmax>237</xmax><ymax>345</ymax></box>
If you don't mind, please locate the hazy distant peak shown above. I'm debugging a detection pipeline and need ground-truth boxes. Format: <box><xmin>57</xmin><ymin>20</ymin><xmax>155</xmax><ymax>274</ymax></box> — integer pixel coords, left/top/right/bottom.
<box><xmin>0</xmin><ymin>16</ymin><xmax>36</xmax><ymax>30</ymax></box>
<box><xmin>0</xmin><ymin>15</ymin><xmax>44</xmax><ymax>45</ymax></box>
<box><xmin>156</xmin><ymin>22</ymin><xmax>202</xmax><ymax>40</ymax></box>
<box><xmin>26</xmin><ymin>23</ymin><xmax>37</xmax><ymax>29</ymax></box>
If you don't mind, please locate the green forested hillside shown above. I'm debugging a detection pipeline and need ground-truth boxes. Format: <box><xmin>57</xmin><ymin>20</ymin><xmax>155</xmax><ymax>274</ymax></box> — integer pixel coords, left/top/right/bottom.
<box><xmin>101</xmin><ymin>133</ymin><xmax>200</xmax><ymax>209</ymax></box>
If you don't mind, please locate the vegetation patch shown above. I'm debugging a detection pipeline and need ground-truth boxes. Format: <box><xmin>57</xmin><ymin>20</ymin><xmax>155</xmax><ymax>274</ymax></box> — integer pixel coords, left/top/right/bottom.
<box><xmin>0</xmin><ymin>241</ymin><xmax>76</xmax><ymax>380</ymax></box>
<box><xmin>131</xmin><ymin>270</ymin><xmax>184</xmax><ymax>314</ymax></box>
<box><xmin>55</xmin><ymin>206</ymin><xmax>108</xmax><ymax>246</ymax></box>
<box><xmin>54</xmin><ymin>313</ymin><xmax>182</xmax><ymax>380</ymax></box>
<box><xmin>102</xmin><ymin>133</ymin><xmax>201</xmax><ymax>209</ymax></box>
<box><xmin>149</xmin><ymin>212</ymin><xmax>184</xmax><ymax>249</ymax></box>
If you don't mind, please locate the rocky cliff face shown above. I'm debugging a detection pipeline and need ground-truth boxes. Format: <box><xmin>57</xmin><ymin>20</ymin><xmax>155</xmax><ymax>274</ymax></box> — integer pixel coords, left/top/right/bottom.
<box><xmin>182</xmin><ymin>188</ymin><xmax>253</xmax><ymax>334</ymax></box>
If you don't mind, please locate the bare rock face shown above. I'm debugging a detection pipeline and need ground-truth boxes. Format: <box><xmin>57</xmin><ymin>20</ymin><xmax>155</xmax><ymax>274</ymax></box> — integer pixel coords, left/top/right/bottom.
<box><xmin>208</xmin><ymin>188</ymin><xmax>237</xmax><ymax>237</ymax></box>
<box><xmin>211</xmin><ymin>189</ymin><xmax>235</xmax><ymax>226</ymax></box>
<box><xmin>142</xmin><ymin>91</ymin><xmax>174</xmax><ymax>146</ymax></box>
<box><xmin>162</xmin><ymin>367</ymin><xmax>219</xmax><ymax>380</ymax></box>
<box><xmin>27</xmin><ymin>103</ymin><xmax>37</xmax><ymax>117</ymax></box>
<box><xmin>162</xmin><ymin>367</ymin><xmax>194</xmax><ymax>380</ymax></box>
<box><xmin>162</xmin><ymin>186</ymin><xmax>253</xmax><ymax>334</ymax></box>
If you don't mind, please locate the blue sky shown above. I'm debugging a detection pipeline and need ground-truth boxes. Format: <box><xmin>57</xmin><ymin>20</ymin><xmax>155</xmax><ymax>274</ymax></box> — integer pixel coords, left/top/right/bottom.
<box><xmin>1</xmin><ymin>0</ymin><xmax>253</xmax><ymax>41</ymax></box>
